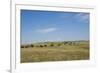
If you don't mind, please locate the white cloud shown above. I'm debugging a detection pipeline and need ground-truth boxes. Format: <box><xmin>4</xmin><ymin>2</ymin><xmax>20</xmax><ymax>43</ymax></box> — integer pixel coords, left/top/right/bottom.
<box><xmin>36</xmin><ymin>27</ymin><xmax>58</xmax><ymax>33</ymax></box>
<box><xmin>75</xmin><ymin>13</ymin><xmax>89</xmax><ymax>22</ymax></box>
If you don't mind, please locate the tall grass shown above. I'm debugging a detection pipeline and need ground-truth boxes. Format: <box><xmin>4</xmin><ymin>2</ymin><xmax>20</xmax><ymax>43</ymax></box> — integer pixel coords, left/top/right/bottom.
<box><xmin>21</xmin><ymin>41</ymin><xmax>89</xmax><ymax>63</ymax></box>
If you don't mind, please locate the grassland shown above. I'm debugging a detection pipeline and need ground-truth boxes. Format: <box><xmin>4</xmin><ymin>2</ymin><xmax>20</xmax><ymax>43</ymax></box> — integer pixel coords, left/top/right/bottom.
<box><xmin>21</xmin><ymin>41</ymin><xmax>89</xmax><ymax>63</ymax></box>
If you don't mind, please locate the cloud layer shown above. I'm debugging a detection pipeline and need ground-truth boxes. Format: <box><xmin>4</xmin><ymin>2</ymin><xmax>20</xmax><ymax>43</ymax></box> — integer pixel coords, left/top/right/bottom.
<box><xmin>75</xmin><ymin>13</ymin><xmax>89</xmax><ymax>23</ymax></box>
<box><xmin>36</xmin><ymin>27</ymin><xmax>58</xmax><ymax>33</ymax></box>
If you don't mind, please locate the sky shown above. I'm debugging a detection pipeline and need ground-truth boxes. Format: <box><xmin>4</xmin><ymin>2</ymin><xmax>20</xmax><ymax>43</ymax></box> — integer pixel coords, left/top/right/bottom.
<box><xmin>21</xmin><ymin>10</ymin><xmax>89</xmax><ymax>44</ymax></box>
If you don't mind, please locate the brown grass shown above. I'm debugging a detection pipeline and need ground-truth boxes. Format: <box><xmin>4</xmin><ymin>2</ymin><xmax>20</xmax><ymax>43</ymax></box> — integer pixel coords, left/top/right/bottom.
<box><xmin>21</xmin><ymin>41</ymin><xmax>89</xmax><ymax>63</ymax></box>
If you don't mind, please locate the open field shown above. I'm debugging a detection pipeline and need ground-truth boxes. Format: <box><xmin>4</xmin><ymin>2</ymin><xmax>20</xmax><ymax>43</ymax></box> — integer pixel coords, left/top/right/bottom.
<box><xmin>21</xmin><ymin>41</ymin><xmax>89</xmax><ymax>63</ymax></box>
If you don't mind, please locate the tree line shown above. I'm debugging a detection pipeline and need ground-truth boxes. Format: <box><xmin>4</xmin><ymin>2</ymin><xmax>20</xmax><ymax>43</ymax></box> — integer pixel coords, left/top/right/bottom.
<box><xmin>21</xmin><ymin>41</ymin><xmax>79</xmax><ymax>48</ymax></box>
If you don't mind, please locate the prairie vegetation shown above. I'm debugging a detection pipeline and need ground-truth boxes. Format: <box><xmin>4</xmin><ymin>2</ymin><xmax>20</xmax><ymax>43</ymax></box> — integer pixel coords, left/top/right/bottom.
<box><xmin>21</xmin><ymin>41</ymin><xmax>89</xmax><ymax>63</ymax></box>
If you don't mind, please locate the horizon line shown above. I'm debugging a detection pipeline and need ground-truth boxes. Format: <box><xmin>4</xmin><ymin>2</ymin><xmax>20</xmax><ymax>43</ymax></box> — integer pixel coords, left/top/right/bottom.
<box><xmin>21</xmin><ymin>40</ymin><xmax>89</xmax><ymax>45</ymax></box>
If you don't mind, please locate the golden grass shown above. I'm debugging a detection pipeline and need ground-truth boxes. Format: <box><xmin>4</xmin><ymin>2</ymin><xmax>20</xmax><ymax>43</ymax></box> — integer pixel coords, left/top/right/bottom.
<box><xmin>21</xmin><ymin>42</ymin><xmax>89</xmax><ymax>63</ymax></box>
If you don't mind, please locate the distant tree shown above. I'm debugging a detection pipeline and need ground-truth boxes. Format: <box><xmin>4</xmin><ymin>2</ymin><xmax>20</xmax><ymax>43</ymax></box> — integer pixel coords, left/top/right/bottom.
<box><xmin>58</xmin><ymin>43</ymin><xmax>61</xmax><ymax>46</ymax></box>
<box><xmin>50</xmin><ymin>44</ymin><xmax>54</xmax><ymax>47</ymax></box>
<box><xmin>64</xmin><ymin>42</ymin><xmax>68</xmax><ymax>45</ymax></box>
<box><xmin>40</xmin><ymin>45</ymin><xmax>43</xmax><ymax>47</ymax></box>
<box><xmin>30</xmin><ymin>44</ymin><xmax>34</xmax><ymax>47</ymax></box>
<box><xmin>21</xmin><ymin>45</ymin><xmax>24</xmax><ymax>48</ymax></box>
<box><xmin>44</xmin><ymin>45</ymin><xmax>47</xmax><ymax>47</ymax></box>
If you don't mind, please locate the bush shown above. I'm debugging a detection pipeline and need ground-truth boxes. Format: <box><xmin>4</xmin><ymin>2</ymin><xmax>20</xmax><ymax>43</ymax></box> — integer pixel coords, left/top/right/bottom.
<box><xmin>30</xmin><ymin>44</ymin><xmax>34</xmax><ymax>47</ymax></box>
<box><xmin>21</xmin><ymin>45</ymin><xmax>24</xmax><ymax>48</ymax></box>
<box><xmin>44</xmin><ymin>45</ymin><xmax>47</xmax><ymax>47</ymax></box>
<box><xmin>50</xmin><ymin>44</ymin><xmax>54</xmax><ymax>47</ymax></box>
<box><xmin>58</xmin><ymin>43</ymin><xmax>61</xmax><ymax>46</ymax></box>
<box><xmin>40</xmin><ymin>45</ymin><xmax>43</xmax><ymax>47</ymax></box>
<box><xmin>64</xmin><ymin>42</ymin><xmax>68</xmax><ymax>45</ymax></box>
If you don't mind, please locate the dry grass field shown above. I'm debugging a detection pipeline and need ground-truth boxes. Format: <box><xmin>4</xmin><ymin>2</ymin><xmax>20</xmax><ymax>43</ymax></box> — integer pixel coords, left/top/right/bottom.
<box><xmin>21</xmin><ymin>41</ymin><xmax>89</xmax><ymax>63</ymax></box>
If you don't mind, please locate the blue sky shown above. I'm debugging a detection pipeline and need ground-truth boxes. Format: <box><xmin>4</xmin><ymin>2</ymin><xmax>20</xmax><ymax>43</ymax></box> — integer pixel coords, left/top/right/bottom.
<box><xmin>21</xmin><ymin>10</ymin><xmax>89</xmax><ymax>44</ymax></box>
